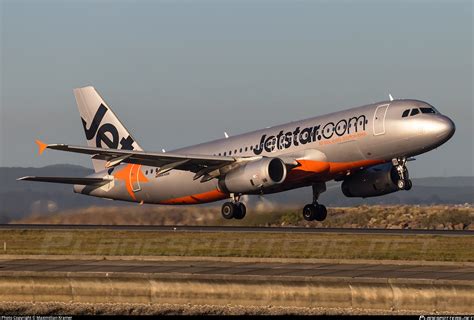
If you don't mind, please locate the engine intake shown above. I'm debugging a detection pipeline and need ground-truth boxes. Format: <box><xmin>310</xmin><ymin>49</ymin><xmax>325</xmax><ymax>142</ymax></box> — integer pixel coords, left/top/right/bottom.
<box><xmin>219</xmin><ymin>157</ymin><xmax>287</xmax><ymax>194</ymax></box>
<box><xmin>341</xmin><ymin>163</ymin><xmax>399</xmax><ymax>198</ymax></box>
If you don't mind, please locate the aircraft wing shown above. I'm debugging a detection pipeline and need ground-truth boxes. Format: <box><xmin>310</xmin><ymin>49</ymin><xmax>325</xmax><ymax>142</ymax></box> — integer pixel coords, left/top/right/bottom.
<box><xmin>37</xmin><ymin>142</ymin><xmax>267</xmax><ymax>181</ymax></box>
<box><xmin>44</xmin><ymin>143</ymin><xmax>235</xmax><ymax>168</ymax></box>
<box><xmin>17</xmin><ymin>176</ymin><xmax>112</xmax><ymax>186</ymax></box>
<box><xmin>35</xmin><ymin>141</ymin><xmax>302</xmax><ymax>182</ymax></box>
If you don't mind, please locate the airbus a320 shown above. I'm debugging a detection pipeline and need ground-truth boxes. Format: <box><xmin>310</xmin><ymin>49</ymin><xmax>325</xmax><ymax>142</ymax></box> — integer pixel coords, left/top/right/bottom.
<box><xmin>19</xmin><ymin>86</ymin><xmax>455</xmax><ymax>221</ymax></box>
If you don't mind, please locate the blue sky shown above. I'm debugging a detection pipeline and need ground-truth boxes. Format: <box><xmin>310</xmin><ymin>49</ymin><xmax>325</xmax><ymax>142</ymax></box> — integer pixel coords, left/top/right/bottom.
<box><xmin>1</xmin><ymin>0</ymin><xmax>472</xmax><ymax>177</ymax></box>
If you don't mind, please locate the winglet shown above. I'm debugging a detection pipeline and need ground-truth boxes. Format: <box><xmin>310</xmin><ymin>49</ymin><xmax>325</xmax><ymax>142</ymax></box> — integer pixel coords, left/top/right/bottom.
<box><xmin>35</xmin><ymin>140</ymin><xmax>48</xmax><ymax>155</ymax></box>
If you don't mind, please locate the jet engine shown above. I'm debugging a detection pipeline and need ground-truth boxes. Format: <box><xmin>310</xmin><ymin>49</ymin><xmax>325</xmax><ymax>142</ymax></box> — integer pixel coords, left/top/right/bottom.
<box><xmin>219</xmin><ymin>157</ymin><xmax>287</xmax><ymax>194</ymax></box>
<box><xmin>341</xmin><ymin>163</ymin><xmax>400</xmax><ymax>198</ymax></box>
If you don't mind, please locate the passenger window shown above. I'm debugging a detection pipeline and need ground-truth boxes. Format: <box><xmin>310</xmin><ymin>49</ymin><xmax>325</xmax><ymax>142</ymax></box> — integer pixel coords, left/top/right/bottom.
<box><xmin>240</xmin><ymin>148</ymin><xmax>242</xmax><ymax>153</ymax></box>
<box><xmin>234</xmin><ymin>149</ymin><xmax>237</xmax><ymax>154</ymax></box>
<box><xmin>402</xmin><ymin>109</ymin><xmax>410</xmax><ymax>117</ymax></box>
<box><xmin>245</xmin><ymin>147</ymin><xmax>248</xmax><ymax>151</ymax></box>
<box><xmin>410</xmin><ymin>108</ymin><xmax>420</xmax><ymax>116</ymax></box>
<box><xmin>224</xmin><ymin>152</ymin><xmax>226</xmax><ymax>156</ymax></box>
<box><xmin>420</xmin><ymin>107</ymin><xmax>435</xmax><ymax>114</ymax></box>
<box><xmin>250</xmin><ymin>146</ymin><xmax>253</xmax><ymax>150</ymax></box>
<box><xmin>229</xmin><ymin>151</ymin><xmax>232</xmax><ymax>155</ymax></box>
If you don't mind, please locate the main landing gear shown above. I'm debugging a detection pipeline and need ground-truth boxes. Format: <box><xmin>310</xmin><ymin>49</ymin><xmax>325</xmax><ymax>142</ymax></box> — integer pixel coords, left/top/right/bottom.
<box><xmin>302</xmin><ymin>182</ymin><xmax>328</xmax><ymax>222</ymax></box>
<box><xmin>392</xmin><ymin>157</ymin><xmax>412</xmax><ymax>191</ymax></box>
<box><xmin>221</xmin><ymin>194</ymin><xmax>246</xmax><ymax>220</ymax></box>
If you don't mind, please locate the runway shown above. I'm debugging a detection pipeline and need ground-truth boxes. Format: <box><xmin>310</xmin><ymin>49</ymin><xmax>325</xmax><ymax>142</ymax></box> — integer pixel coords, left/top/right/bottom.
<box><xmin>1</xmin><ymin>224</ymin><xmax>472</xmax><ymax>236</ymax></box>
<box><xmin>1</xmin><ymin>258</ymin><xmax>473</xmax><ymax>281</ymax></box>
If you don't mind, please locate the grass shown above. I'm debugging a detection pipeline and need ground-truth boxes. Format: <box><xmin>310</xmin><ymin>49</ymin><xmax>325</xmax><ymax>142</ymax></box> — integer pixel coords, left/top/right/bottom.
<box><xmin>0</xmin><ymin>229</ymin><xmax>472</xmax><ymax>262</ymax></box>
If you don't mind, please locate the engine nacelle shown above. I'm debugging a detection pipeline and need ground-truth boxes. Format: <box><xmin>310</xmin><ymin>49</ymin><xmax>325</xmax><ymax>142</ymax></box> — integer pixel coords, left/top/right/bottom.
<box><xmin>219</xmin><ymin>157</ymin><xmax>287</xmax><ymax>194</ymax></box>
<box><xmin>341</xmin><ymin>163</ymin><xmax>399</xmax><ymax>198</ymax></box>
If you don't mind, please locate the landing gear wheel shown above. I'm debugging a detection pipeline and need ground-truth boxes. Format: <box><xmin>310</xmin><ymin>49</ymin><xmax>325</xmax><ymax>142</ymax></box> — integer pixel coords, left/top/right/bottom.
<box><xmin>234</xmin><ymin>203</ymin><xmax>247</xmax><ymax>220</ymax></box>
<box><xmin>303</xmin><ymin>204</ymin><xmax>328</xmax><ymax>221</ymax></box>
<box><xmin>404</xmin><ymin>179</ymin><xmax>412</xmax><ymax>191</ymax></box>
<box><xmin>397</xmin><ymin>179</ymin><xmax>405</xmax><ymax>190</ymax></box>
<box><xmin>221</xmin><ymin>202</ymin><xmax>246</xmax><ymax>220</ymax></box>
<box><xmin>315</xmin><ymin>204</ymin><xmax>327</xmax><ymax>221</ymax></box>
<box><xmin>303</xmin><ymin>204</ymin><xmax>316</xmax><ymax>221</ymax></box>
<box><xmin>303</xmin><ymin>183</ymin><xmax>328</xmax><ymax>222</ymax></box>
<box><xmin>221</xmin><ymin>202</ymin><xmax>235</xmax><ymax>219</ymax></box>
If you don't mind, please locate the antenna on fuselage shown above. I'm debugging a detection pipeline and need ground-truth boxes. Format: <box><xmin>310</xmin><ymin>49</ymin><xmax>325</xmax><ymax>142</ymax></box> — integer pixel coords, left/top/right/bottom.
<box><xmin>389</xmin><ymin>94</ymin><xmax>394</xmax><ymax>101</ymax></box>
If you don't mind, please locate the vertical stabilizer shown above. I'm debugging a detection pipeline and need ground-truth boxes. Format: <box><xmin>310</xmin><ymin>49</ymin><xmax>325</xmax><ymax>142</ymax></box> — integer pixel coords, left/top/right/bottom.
<box><xmin>74</xmin><ymin>86</ymin><xmax>143</xmax><ymax>172</ymax></box>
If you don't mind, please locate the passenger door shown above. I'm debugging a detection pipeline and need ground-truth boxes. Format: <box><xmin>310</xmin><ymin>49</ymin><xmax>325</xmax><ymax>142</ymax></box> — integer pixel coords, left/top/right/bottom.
<box><xmin>373</xmin><ymin>104</ymin><xmax>389</xmax><ymax>135</ymax></box>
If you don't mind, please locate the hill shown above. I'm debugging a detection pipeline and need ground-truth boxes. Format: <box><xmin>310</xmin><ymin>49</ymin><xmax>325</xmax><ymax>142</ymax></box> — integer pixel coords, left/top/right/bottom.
<box><xmin>0</xmin><ymin>165</ymin><xmax>106</xmax><ymax>222</ymax></box>
<box><xmin>1</xmin><ymin>164</ymin><xmax>473</xmax><ymax>222</ymax></box>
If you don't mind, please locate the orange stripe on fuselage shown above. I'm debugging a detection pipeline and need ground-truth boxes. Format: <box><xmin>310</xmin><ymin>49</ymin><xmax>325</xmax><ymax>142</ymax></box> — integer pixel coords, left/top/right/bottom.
<box><xmin>132</xmin><ymin>159</ymin><xmax>383</xmax><ymax>205</ymax></box>
<box><xmin>287</xmin><ymin>158</ymin><xmax>385</xmax><ymax>182</ymax></box>
<box><xmin>328</xmin><ymin>159</ymin><xmax>385</xmax><ymax>174</ymax></box>
<box><xmin>160</xmin><ymin>159</ymin><xmax>383</xmax><ymax>204</ymax></box>
<box><xmin>159</xmin><ymin>189</ymin><xmax>228</xmax><ymax>205</ymax></box>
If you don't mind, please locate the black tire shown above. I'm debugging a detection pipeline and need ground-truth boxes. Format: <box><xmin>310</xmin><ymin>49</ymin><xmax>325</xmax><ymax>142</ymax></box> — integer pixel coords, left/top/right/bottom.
<box><xmin>404</xmin><ymin>179</ymin><xmax>413</xmax><ymax>191</ymax></box>
<box><xmin>303</xmin><ymin>204</ymin><xmax>316</xmax><ymax>221</ymax></box>
<box><xmin>315</xmin><ymin>204</ymin><xmax>327</xmax><ymax>221</ymax></box>
<box><xmin>397</xmin><ymin>179</ymin><xmax>405</xmax><ymax>190</ymax></box>
<box><xmin>234</xmin><ymin>203</ymin><xmax>246</xmax><ymax>220</ymax></box>
<box><xmin>221</xmin><ymin>202</ymin><xmax>235</xmax><ymax>219</ymax></box>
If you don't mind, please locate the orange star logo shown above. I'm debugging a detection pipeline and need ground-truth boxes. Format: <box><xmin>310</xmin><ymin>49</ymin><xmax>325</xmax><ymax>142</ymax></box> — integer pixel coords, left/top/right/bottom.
<box><xmin>113</xmin><ymin>164</ymin><xmax>149</xmax><ymax>201</ymax></box>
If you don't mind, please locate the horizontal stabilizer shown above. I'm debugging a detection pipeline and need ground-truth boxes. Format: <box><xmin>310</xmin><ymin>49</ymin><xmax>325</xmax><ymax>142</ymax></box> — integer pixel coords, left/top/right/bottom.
<box><xmin>17</xmin><ymin>176</ymin><xmax>112</xmax><ymax>186</ymax></box>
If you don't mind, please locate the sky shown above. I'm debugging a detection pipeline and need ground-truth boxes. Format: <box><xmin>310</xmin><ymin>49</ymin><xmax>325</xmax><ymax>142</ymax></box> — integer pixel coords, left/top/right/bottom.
<box><xmin>1</xmin><ymin>0</ymin><xmax>472</xmax><ymax>178</ymax></box>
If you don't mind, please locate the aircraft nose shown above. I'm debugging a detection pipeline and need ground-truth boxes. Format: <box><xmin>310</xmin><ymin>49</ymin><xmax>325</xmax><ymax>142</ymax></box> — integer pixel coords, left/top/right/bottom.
<box><xmin>425</xmin><ymin>115</ymin><xmax>455</xmax><ymax>143</ymax></box>
<box><xmin>436</xmin><ymin>115</ymin><xmax>456</xmax><ymax>140</ymax></box>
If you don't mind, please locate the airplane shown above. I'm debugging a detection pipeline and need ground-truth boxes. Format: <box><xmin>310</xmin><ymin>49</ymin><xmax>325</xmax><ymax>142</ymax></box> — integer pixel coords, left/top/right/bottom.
<box><xmin>19</xmin><ymin>86</ymin><xmax>455</xmax><ymax>221</ymax></box>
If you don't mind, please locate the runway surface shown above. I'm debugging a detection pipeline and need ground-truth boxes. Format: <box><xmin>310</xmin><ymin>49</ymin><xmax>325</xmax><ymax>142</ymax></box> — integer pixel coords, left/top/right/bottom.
<box><xmin>1</xmin><ymin>224</ymin><xmax>473</xmax><ymax>236</ymax></box>
<box><xmin>1</xmin><ymin>259</ymin><xmax>473</xmax><ymax>281</ymax></box>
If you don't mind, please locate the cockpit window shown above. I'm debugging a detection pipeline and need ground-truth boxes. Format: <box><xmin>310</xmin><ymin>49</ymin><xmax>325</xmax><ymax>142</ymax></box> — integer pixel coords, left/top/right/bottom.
<box><xmin>410</xmin><ymin>108</ymin><xmax>420</xmax><ymax>116</ymax></box>
<box><xmin>402</xmin><ymin>109</ymin><xmax>410</xmax><ymax>117</ymax></box>
<box><xmin>420</xmin><ymin>107</ymin><xmax>436</xmax><ymax>114</ymax></box>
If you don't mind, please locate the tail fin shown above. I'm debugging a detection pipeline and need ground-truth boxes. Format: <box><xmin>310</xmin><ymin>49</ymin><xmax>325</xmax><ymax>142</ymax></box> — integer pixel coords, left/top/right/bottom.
<box><xmin>74</xmin><ymin>86</ymin><xmax>143</xmax><ymax>172</ymax></box>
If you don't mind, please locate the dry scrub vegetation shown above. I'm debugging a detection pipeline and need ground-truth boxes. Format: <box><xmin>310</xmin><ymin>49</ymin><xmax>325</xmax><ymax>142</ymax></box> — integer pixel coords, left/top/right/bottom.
<box><xmin>12</xmin><ymin>204</ymin><xmax>474</xmax><ymax>230</ymax></box>
<box><xmin>0</xmin><ymin>302</ymin><xmax>452</xmax><ymax>316</ymax></box>
<box><xmin>0</xmin><ymin>302</ymin><xmax>451</xmax><ymax>316</ymax></box>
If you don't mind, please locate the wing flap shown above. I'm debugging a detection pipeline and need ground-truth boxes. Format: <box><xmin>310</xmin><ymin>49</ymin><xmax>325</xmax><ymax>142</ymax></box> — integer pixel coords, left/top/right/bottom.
<box><xmin>17</xmin><ymin>176</ymin><xmax>112</xmax><ymax>186</ymax></box>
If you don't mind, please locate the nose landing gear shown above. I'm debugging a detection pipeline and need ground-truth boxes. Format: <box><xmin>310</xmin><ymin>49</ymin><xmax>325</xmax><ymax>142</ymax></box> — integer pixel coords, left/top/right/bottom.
<box><xmin>221</xmin><ymin>193</ymin><xmax>246</xmax><ymax>220</ymax></box>
<box><xmin>302</xmin><ymin>182</ymin><xmax>328</xmax><ymax>221</ymax></box>
<box><xmin>392</xmin><ymin>157</ymin><xmax>412</xmax><ymax>191</ymax></box>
